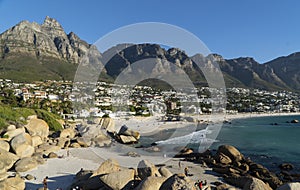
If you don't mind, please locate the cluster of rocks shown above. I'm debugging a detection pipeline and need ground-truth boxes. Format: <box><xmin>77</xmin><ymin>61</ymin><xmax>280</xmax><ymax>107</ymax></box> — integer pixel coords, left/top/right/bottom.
<box><xmin>178</xmin><ymin>145</ymin><xmax>300</xmax><ymax>190</ymax></box>
<box><xmin>79</xmin><ymin>118</ymin><xmax>140</xmax><ymax>146</ymax></box>
<box><xmin>0</xmin><ymin>115</ymin><xmax>90</xmax><ymax>189</ymax></box>
<box><xmin>71</xmin><ymin>158</ymin><xmax>196</xmax><ymax>190</ymax></box>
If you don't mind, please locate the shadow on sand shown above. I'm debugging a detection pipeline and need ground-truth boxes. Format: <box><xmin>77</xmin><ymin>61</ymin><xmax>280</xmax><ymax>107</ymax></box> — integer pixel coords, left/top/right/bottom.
<box><xmin>25</xmin><ymin>173</ymin><xmax>76</xmax><ymax>190</ymax></box>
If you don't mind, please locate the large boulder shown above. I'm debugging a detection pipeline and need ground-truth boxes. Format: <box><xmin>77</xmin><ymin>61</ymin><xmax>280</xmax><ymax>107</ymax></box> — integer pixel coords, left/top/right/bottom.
<box><xmin>276</xmin><ymin>182</ymin><xmax>300</xmax><ymax>190</ymax></box>
<box><xmin>0</xmin><ymin>140</ymin><xmax>10</xmax><ymax>152</ymax></box>
<box><xmin>10</xmin><ymin>133</ymin><xmax>34</xmax><ymax>158</ymax></box>
<box><xmin>93</xmin><ymin>132</ymin><xmax>112</xmax><ymax>147</ymax></box>
<box><xmin>159</xmin><ymin>167</ymin><xmax>173</xmax><ymax>178</ymax></box>
<box><xmin>31</xmin><ymin>135</ymin><xmax>43</xmax><ymax>147</ymax></box>
<box><xmin>99</xmin><ymin>117</ymin><xmax>115</xmax><ymax>133</ymax></box>
<box><xmin>215</xmin><ymin>152</ymin><xmax>232</xmax><ymax>164</ymax></box>
<box><xmin>217</xmin><ymin>145</ymin><xmax>244</xmax><ymax>162</ymax></box>
<box><xmin>56</xmin><ymin>137</ymin><xmax>70</xmax><ymax>148</ymax></box>
<box><xmin>119</xmin><ymin>135</ymin><xmax>138</xmax><ymax>144</ymax></box>
<box><xmin>159</xmin><ymin>174</ymin><xmax>196</xmax><ymax>190</ymax></box>
<box><xmin>135</xmin><ymin>176</ymin><xmax>166</xmax><ymax>190</ymax></box>
<box><xmin>15</xmin><ymin>157</ymin><xmax>38</xmax><ymax>172</ymax></box>
<box><xmin>76</xmin><ymin>137</ymin><xmax>90</xmax><ymax>147</ymax></box>
<box><xmin>25</xmin><ymin>117</ymin><xmax>49</xmax><ymax>139</ymax></box>
<box><xmin>92</xmin><ymin>159</ymin><xmax>120</xmax><ymax>177</ymax></box>
<box><xmin>60</xmin><ymin>127</ymin><xmax>76</xmax><ymax>139</ymax></box>
<box><xmin>243</xmin><ymin>177</ymin><xmax>272</xmax><ymax>190</ymax></box>
<box><xmin>3</xmin><ymin>127</ymin><xmax>25</xmax><ymax>140</ymax></box>
<box><xmin>99</xmin><ymin>168</ymin><xmax>135</xmax><ymax>190</ymax></box>
<box><xmin>137</xmin><ymin>160</ymin><xmax>161</xmax><ymax>180</ymax></box>
<box><xmin>118</xmin><ymin>125</ymin><xmax>140</xmax><ymax>140</ymax></box>
<box><xmin>0</xmin><ymin>176</ymin><xmax>25</xmax><ymax>190</ymax></box>
<box><xmin>0</xmin><ymin>149</ymin><xmax>19</xmax><ymax>171</ymax></box>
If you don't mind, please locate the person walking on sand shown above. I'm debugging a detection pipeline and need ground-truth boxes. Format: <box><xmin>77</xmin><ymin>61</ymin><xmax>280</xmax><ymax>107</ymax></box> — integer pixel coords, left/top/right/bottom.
<box><xmin>198</xmin><ymin>180</ymin><xmax>203</xmax><ymax>190</ymax></box>
<box><xmin>178</xmin><ymin>160</ymin><xmax>181</xmax><ymax>168</ymax></box>
<box><xmin>43</xmin><ymin>176</ymin><xmax>48</xmax><ymax>190</ymax></box>
<box><xmin>184</xmin><ymin>167</ymin><xmax>189</xmax><ymax>176</ymax></box>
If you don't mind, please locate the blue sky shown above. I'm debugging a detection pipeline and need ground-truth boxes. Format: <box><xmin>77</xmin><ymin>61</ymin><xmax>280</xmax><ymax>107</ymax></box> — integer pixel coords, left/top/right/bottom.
<box><xmin>1</xmin><ymin>0</ymin><xmax>300</xmax><ymax>63</ymax></box>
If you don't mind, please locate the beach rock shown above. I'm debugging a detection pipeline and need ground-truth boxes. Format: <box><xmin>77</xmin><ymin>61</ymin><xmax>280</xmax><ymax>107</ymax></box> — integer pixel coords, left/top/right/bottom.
<box><xmin>56</xmin><ymin>137</ymin><xmax>70</xmax><ymax>148</ymax></box>
<box><xmin>224</xmin><ymin>175</ymin><xmax>252</xmax><ymax>188</ymax></box>
<box><xmin>15</xmin><ymin>157</ymin><xmax>38</xmax><ymax>172</ymax></box>
<box><xmin>159</xmin><ymin>166</ymin><xmax>173</xmax><ymax>178</ymax></box>
<box><xmin>0</xmin><ymin>149</ymin><xmax>19</xmax><ymax>171</ymax></box>
<box><xmin>93</xmin><ymin>133</ymin><xmax>111</xmax><ymax>147</ymax></box>
<box><xmin>243</xmin><ymin>177</ymin><xmax>272</xmax><ymax>190</ymax></box>
<box><xmin>70</xmin><ymin>142</ymin><xmax>81</xmax><ymax>148</ymax></box>
<box><xmin>0</xmin><ymin>172</ymin><xmax>8</xmax><ymax>181</ymax></box>
<box><xmin>25</xmin><ymin>118</ymin><xmax>49</xmax><ymax>139</ymax></box>
<box><xmin>99</xmin><ymin>168</ymin><xmax>135</xmax><ymax>190</ymax></box>
<box><xmin>159</xmin><ymin>174</ymin><xmax>196</xmax><ymax>190</ymax></box>
<box><xmin>31</xmin><ymin>135</ymin><xmax>43</xmax><ymax>147</ymax></box>
<box><xmin>31</xmin><ymin>152</ymin><xmax>46</xmax><ymax>165</ymax></box>
<box><xmin>92</xmin><ymin>159</ymin><xmax>120</xmax><ymax>177</ymax></box>
<box><xmin>291</xmin><ymin>119</ymin><xmax>299</xmax><ymax>123</ymax></box>
<box><xmin>119</xmin><ymin>135</ymin><xmax>138</xmax><ymax>144</ymax></box>
<box><xmin>48</xmin><ymin>152</ymin><xmax>58</xmax><ymax>158</ymax></box>
<box><xmin>215</xmin><ymin>152</ymin><xmax>232</xmax><ymax>164</ymax></box>
<box><xmin>7</xmin><ymin>125</ymin><xmax>16</xmax><ymax>131</ymax></box>
<box><xmin>138</xmin><ymin>160</ymin><xmax>161</xmax><ymax>180</ymax></box>
<box><xmin>212</xmin><ymin>166</ymin><xmax>241</xmax><ymax>175</ymax></box>
<box><xmin>217</xmin><ymin>145</ymin><xmax>244</xmax><ymax>162</ymax></box>
<box><xmin>135</xmin><ymin>176</ymin><xmax>166</xmax><ymax>190</ymax></box>
<box><xmin>25</xmin><ymin>174</ymin><xmax>35</xmax><ymax>180</ymax></box>
<box><xmin>76</xmin><ymin>137</ymin><xmax>90</xmax><ymax>147</ymax></box>
<box><xmin>118</xmin><ymin>125</ymin><xmax>140</xmax><ymax>140</ymax></box>
<box><xmin>3</xmin><ymin>127</ymin><xmax>25</xmax><ymax>140</ymax></box>
<box><xmin>276</xmin><ymin>182</ymin><xmax>300</xmax><ymax>190</ymax></box>
<box><xmin>60</xmin><ymin>127</ymin><xmax>76</xmax><ymax>139</ymax></box>
<box><xmin>35</xmin><ymin>144</ymin><xmax>61</xmax><ymax>155</ymax></box>
<box><xmin>0</xmin><ymin>176</ymin><xmax>25</xmax><ymax>190</ymax></box>
<box><xmin>10</xmin><ymin>133</ymin><xmax>34</xmax><ymax>158</ymax></box>
<box><xmin>279</xmin><ymin>163</ymin><xmax>294</xmax><ymax>171</ymax></box>
<box><xmin>0</xmin><ymin>140</ymin><xmax>10</xmax><ymax>152</ymax></box>
<box><xmin>126</xmin><ymin>151</ymin><xmax>141</xmax><ymax>157</ymax></box>
<box><xmin>99</xmin><ymin>117</ymin><xmax>115</xmax><ymax>133</ymax></box>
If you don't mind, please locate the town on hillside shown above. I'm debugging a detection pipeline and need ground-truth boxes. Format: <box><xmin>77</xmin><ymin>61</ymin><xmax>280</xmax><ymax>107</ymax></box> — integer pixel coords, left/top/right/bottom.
<box><xmin>0</xmin><ymin>79</ymin><xmax>299</xmax><ymax>121</ymax></box>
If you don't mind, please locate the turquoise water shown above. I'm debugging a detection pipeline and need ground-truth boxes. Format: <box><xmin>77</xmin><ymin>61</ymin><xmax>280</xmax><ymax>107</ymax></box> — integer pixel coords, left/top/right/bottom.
<box><xmin>211</xmin><ymin>115</ymin><xmax>300</xmax><ymax>172</ymax></box>
<box><xmin>140</xmin><ymin>115</ymin><xmax>300</xmax><ymax>172</ymax></box>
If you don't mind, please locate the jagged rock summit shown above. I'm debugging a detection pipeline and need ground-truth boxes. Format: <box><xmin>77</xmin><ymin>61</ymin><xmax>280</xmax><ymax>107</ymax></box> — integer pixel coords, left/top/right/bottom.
<box><xmin>0</xmin><ymin>16</ymin><xmax>90</xmax><ymax>63</ymax></box>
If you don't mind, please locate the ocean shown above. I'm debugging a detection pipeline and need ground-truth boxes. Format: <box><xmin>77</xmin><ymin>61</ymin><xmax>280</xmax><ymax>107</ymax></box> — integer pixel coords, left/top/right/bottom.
<box><xmin>140</xmin><ymin>115</ymin><xmax>300</xmax><ymax>172</ymax></box>
<box><xmin>211</xmin><ymin>115</ymin><xmax>300</xmax><ymax>172</ymax></box>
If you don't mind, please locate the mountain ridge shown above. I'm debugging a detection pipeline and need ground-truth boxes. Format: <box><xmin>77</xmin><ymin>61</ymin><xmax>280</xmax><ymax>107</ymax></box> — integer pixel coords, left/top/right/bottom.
<box><xmin>1</xmin><ymin>17</ymin><xmax>300</xmax><ymax>91</ymax></box>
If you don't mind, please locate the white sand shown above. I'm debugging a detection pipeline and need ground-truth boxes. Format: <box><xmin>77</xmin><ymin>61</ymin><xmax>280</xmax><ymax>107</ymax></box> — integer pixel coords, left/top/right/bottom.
<box><xmin>21</xmin><ymin>147</ymin><xmax>235</xmax><ymax>189</ymax></box>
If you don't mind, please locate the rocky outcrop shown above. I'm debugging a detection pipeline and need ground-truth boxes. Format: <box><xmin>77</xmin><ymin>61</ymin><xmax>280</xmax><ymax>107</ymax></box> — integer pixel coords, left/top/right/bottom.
<box><xmin>159</xmin><ymin>174</ymin><xmax>196</xmax><ymax>190</ymax></box>
<box><xmin>243</xmin><ymin>177</ymin><xmax>272</xmax><ymax>190</ymax></box>
<box><xmin>10</xmin><ymin>133</ymin><xmax>34</xmax><ymax>158</ymax></box>
<box><xmin>137</xmin><ymin>160</ymin><xmax>161</xmax><ymax>180</ymax></box>
<box><xmin>14</xmin><ymin>157</ymin><xmax>38</xmax><ymax>172</ymax></box>
<box><xmin>0</xmin><ymin>176</ymin><xmax>25</xmax><ymax>190</ymax></box>
<box><xmin>99</xmin><ymin>168</ymin><xmax>135</xmax><ymax>190</ymax></box>
<box><xmin>0</xmin><ymin>16</ymin><xmax>90</xmax><ymax>63</ymax></box>
<box><xmin>135</xmin><ymin>176</ymin><xmax>166</xmax><ymax>190</ymax></box>
<box><xmin>25</xmin><ymin>117</ymin><xmax>49</xmax><ymax>139</ymax></box>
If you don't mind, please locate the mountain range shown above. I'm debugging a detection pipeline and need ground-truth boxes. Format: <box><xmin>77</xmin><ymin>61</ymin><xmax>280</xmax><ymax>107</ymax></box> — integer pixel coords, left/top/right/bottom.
<box><xmin>1</xmin><ymin>16</ymin><xmax>300</xmax><ymax>91</ymax></box>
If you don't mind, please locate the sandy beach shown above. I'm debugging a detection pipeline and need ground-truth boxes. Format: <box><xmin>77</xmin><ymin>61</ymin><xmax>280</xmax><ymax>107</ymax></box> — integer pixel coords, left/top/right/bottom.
<box><xmin>21</xmin><ymin>112</ymin><xmax>300</xmax><ymax>189</ymax></box>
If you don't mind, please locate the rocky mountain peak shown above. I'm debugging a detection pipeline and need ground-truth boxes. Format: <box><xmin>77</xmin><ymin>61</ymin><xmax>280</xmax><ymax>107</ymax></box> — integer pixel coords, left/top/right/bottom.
<box><xmin>0</xmin><ymin>16</ymin><xmax>91</xmax><ymax>63</ymax></box>
<box><xmin>42</xmin><ymin>16</ymin><xmax>64</xmax><ymax>30</ymax></box>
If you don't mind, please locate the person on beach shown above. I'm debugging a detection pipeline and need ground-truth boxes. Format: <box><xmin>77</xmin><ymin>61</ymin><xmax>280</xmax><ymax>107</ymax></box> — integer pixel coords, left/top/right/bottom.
<box><xmin>178</xmin><ymin>161</ymin><xmax>181</xmax><ymax>168</ymax></box>
<box><xmin>43</xmin><ymin>176</ymin><xmax>48</xmax><ymax>190</ymax></box>
<box><xmin>198</xmin><ymin>180</ymin><xmax>203</xmax><ymax>190</ymax></box>
<box><xmin>184</xmin><ymin>167</ymin><xmax>189</xmax><ymax>176</ymax></box>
